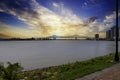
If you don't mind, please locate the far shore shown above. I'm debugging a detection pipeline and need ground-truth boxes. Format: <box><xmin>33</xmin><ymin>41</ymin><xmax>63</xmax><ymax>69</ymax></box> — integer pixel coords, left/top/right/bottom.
<box><xmin>0</xmin><ymin>38</ymin><xmax>111</xmax><ymax>41</ymax></box>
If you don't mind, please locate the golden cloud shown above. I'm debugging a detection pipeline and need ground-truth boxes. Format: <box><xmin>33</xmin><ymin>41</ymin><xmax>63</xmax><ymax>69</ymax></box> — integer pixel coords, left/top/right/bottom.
<box><xmin>0</xmin><ymin>0</ymin><xmax>116</xmax><ymax>38</ymax></box>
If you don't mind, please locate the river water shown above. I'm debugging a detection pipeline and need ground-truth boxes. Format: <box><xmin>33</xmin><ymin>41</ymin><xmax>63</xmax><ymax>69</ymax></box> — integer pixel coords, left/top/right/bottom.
<box><xmin>0</xmin><ymin>40</ymin><xmax>119</xmax><ymax>70</ymax></box>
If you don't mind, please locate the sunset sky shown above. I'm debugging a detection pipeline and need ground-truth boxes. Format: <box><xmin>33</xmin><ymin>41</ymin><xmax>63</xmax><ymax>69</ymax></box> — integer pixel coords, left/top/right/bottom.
<box><xmin>0</xmin><ymin>0</ymin><xmax>119</xmax><ymax>38</ymax></box>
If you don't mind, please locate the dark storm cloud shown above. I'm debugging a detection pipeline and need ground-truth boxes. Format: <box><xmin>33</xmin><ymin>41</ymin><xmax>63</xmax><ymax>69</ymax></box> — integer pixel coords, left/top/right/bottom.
<box><xmin>88</xmin><ymin>16</ymin><xmax>98</xmax><ymax>23</ymax></box>
<box><xmin>0</xmin><ymin>0</ymin><xmax>38</xmax><ymax>17</ymax></box>
<box><xmin>0</xmin><ymin>12</ymin><xmax>28</xmax><ymax>27</ymax></box>
<box><xmin>0</xmin><ymin>0</ymin><xmax>31</xmax><ymax>12</ymax></box>
<box><xmin>84</xmin><ymin>16</ymin><xmax>98</xmax><ymax>26</ymax></box>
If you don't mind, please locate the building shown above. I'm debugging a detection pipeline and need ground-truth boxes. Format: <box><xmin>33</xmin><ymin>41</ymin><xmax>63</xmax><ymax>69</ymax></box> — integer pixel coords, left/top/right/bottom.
<box><xmin>106</xmin><ymin>30</ymin><xmax>111</xmax><ymax>40</ymax></box>
<box><xmin>111</xmin><ymin>27</ymin><xmax>115</xmax><ymax>40</ymax></box>
<box><xmin>106</xmin><ymin>26</ymin><xmax>120</xmax><ymax>40</ymax></box>
<box><xmin>95</xmin><ymin>34</ymin><xmax>99</xmax><ymax>40</ymax></box>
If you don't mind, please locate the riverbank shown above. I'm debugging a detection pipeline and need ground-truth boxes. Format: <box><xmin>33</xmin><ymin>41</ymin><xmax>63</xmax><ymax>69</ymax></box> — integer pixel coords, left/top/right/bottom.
<box><xmin>19</xmin><ymin>53</ymin><xmax>119</xmax><ymax>80</ymax></box>
<box><xmin>76</xmin><ymin>62</ymin><xmax>120</xmax><ymax>80</ymax></box>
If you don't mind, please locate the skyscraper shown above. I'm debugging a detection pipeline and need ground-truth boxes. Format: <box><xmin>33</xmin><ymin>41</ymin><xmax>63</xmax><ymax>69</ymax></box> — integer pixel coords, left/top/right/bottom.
<box><xmin>95</xmin><ymin>34</ymin><xmax>99</xmax><ymax>40</ymax></box>
<box><xmin>106</xmin><ymin>26</ymin><xmax>120</xmax><ymax>40</ymax></box>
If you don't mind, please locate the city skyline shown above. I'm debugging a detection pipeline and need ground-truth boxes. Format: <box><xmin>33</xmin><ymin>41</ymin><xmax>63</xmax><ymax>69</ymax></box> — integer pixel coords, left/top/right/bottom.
<box><xmin>0</xmin><ymin>0</ymin><xmax>120</xmax><ymax>38</ymax></box>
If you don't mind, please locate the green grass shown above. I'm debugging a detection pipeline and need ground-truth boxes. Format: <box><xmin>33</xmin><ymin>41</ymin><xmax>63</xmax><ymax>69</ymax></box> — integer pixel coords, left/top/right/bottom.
<box><xmin>20</xmin><ymin>53</ymin><xmax>119</xmax><ymax>80</ymax></box>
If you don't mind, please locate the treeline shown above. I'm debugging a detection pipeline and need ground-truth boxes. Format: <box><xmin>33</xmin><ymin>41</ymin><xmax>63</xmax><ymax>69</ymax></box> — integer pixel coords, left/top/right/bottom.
<box><xmin>0</xmin><ymin>38</ymin><xmax>51</xmax><ymax>41</ymax></box>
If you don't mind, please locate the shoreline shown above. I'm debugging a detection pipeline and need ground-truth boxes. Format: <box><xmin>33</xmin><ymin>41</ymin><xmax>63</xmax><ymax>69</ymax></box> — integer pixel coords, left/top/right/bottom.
<box><xmin>19</xmin><ymin>53</ymin><xmax>119</xmax><ymax>80</ymax></box>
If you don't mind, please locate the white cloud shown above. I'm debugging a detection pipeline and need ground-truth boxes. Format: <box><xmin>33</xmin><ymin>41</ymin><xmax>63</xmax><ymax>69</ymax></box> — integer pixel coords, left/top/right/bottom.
<box><xmin>84</xmin><ymin>2</ymin><xmax>88</xmax><ymax>6</ymax></box>
<box><xmin>0</xmin><ymin>0</ymin><xmax>117</xmax><ymax>38</ymax></box>
<box><xmin>52</xmin><ymin>2</ymin><xmax>84</xmax><ymax>25</ymax></box>
<box><xmin>104</xmin><ymin>11</ymin><xmax>120</xmax><ymax>23</ymax></box>
<box><xmin>102</xmin><ymin>11</ymin><xmax>120</xmax><ymax>32</ymax></box>
<box><xmin>53</xmin><ymin>2</ymin><xmax>60</xmax><ymax>8</ymax></box>
<box><xmin>0</xmin><ymin>9</ymin><xmax>4</xmax><ymax>12</ymax></box>
<box><xmin>104</xmin><ymin>12</ymin><xmax>116</xmax><ymax>23</ymax></box>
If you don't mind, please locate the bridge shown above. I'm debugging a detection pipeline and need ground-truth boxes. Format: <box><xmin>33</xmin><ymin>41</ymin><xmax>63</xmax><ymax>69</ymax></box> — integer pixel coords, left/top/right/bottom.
<box><xmin>48</xmin><ymin>35</ymin><xmax>91</xmax><ymax>40</ymax></box>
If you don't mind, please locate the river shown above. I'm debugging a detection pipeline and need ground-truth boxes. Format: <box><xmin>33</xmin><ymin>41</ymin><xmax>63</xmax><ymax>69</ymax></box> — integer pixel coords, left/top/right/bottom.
<box><xmin>0</xmin><ymin>40</ymin><xmax>119</xmax><ymax>70</ymax></box>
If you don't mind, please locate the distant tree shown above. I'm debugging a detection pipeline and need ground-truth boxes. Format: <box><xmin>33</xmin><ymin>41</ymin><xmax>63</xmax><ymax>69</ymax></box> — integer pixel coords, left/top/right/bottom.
<box><xmin>0</xmin><ymin>77</ymin><xmax>4</xmax><ymax>80</ymax></box>
<box><xmin>0</xmin><ymin>62</ymin><xmax>23</xmax><ymax>80</ymax></box>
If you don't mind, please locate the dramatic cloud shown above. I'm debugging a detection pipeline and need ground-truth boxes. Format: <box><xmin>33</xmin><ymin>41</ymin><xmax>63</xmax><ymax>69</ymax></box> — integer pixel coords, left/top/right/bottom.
<box><xmin>103</xmin><ymin>11</ymin><xmax>120</xmax><ymax>31</ymax></box>
<box><xmin>52</xmin><ymin>2</ymin><xmax>84</xmax><ymax>25</ymax></box>
<box><xmin>0</xmin><ymin>0</ymin><xmax>85</xmax><ymax>37</ymax></box>
<box><xmin>0</xmin><ymin>0</ymin><xmax>117</xmax><ymax>38</ymax></box>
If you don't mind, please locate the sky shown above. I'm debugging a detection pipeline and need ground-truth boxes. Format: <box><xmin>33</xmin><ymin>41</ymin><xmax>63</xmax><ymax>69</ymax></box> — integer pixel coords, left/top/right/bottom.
<box><xmin>0</xmin><ymin>0</ymin><xmax>119</xmax><ymax>38</ymax></box>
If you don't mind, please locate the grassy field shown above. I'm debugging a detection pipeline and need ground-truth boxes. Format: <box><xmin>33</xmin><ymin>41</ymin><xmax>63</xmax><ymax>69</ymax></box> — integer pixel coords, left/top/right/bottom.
<box><xmin>19</xmin><ymin>53</ymin><xmax>119</xmax><ymax>80</ymax></box>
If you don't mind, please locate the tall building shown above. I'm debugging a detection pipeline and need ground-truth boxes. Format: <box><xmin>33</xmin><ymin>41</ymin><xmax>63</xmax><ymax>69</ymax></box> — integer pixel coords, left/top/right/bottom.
<box><xmin>106</xmin><ymin>26</ymin><xmax>120</xmax><ymax>40</ymax></box>
<box><xmin>95</xmin><ymin>34</ymin><xmax>99</xmax><ymax>40</ymax></box>
<box><xmin>111</xmin><ymin>27</ymin><xmax>115</xmax><ymax>40</ymax></box>
<box><xmin>106</xmin><ymin>30</ymin><xmax>111</xmax><ymax>40</ymax></box>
